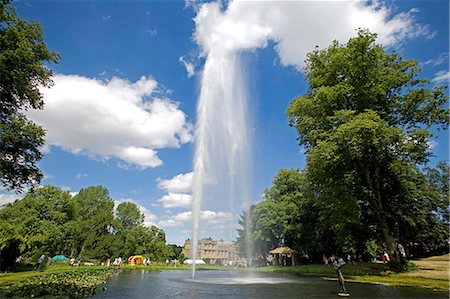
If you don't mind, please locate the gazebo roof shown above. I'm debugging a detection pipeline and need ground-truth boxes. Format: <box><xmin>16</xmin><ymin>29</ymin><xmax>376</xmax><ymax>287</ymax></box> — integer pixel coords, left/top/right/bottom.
<box><xmin>269</xmin><ymin>246</ymin><xmax>298</xmax><ymax>254</ymax></box>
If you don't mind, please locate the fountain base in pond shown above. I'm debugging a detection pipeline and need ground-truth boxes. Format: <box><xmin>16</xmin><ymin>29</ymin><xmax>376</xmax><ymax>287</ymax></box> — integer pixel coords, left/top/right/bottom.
<box><xmin>338</xmin><ymin>292</ymin><xmax>351</xmax><ymax>297</ymax></box>
<box><xmin>186</xmin><ymin>276</ymin><xmax>298</xmax><ymax>285</ymax></box>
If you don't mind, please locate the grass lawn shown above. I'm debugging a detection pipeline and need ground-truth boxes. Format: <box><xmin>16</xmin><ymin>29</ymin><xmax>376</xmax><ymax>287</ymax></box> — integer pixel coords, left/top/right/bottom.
<box><xmin>349</xmin><ymin>254</ymin><xmax>449</xmax><ymax>291</ymax></box>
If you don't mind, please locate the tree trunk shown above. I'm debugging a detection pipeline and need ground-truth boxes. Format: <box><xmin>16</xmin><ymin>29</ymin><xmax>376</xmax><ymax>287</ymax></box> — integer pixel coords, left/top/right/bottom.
<box><xmin>362</xmin><ymin>165</ymin><xmax>400</xmax><ymax>262</ymax></box>
<box><xmin>377</xmin><ymin>210</ymin><xmax>400</xmax><ymax>262</ymax></box>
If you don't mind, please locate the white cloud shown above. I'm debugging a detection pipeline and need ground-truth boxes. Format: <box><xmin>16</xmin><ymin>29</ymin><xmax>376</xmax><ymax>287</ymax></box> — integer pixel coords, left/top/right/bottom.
<box><xmin>27</xmin><ymin>75</ymin><xmax>193</xmax><ymax>170</ymax></box>
<box><xmin>158</xmin><ymin>219</ymin><xmax>182</xmax><ymax>227</ymax></box>
<box><xmin>0</xmin><ymin>192</ymin><xmax>22</xmax><ymax>206</ymax></box>
<box><xmin>158</xmin><ymin>209</ymin><xmax>232</xmax><ymax>229</ymax></box>
<box><xmin>194</xmin><ymin>0</ymin><xmax>432</xmax><ymax>69</ymax></box>
<box><xmin>114</xmin><ymin>199</ymin><xmax>158</xmax><ymax>226</ymax></box>
<box><xmin>156</xmin><ymin>172</ymin><xmax>194</xmax><ymax>208</ymax></box>
<box><xmin>157</xmin><ymin>172</ymin><xmax>193</xmax><ymax>193</ymax></box>
<box><xmin>156</xmin><ymin>192</ymin><xmax>192</xmax><ymax>208</ymax></box>
<box><xmin>432</xmin><ymin>70</ymin><xmax>450</xmax><ymax>83</ymax></box>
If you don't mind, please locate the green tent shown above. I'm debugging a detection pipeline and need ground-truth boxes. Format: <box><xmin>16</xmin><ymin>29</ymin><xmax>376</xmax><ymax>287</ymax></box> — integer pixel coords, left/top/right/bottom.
<box><xmin>50</xmin><ymin>255</ymin><xmax>69</xmax><ymax>261</ymax></box>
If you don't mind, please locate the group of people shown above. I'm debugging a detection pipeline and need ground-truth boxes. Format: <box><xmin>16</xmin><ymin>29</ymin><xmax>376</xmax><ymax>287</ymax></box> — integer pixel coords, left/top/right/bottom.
<box><xmin>165</xmin><ymin>259</ymin><xmax>178</xmax><ymax>267</ymax></box>
<box><xmin>103</xmin><ymin>257</ymin><xmax>155</xmax><ymax>267</ymax></box>
<box><xmin>112</xmin><ymin>257</ymin><xmax>122</xmax><ymax>267</ymax></box>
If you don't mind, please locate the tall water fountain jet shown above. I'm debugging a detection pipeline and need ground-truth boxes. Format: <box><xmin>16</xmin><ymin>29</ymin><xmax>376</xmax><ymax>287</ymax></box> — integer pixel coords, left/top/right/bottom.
<box><xmin>191</xmin><ymin>48</ymin><xmax>253</xmax><ymax>279</ymax></box>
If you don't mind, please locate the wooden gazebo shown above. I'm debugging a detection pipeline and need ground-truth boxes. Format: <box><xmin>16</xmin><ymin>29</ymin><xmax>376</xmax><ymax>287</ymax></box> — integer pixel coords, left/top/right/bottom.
<box><xmin>269</xmin><ymin>246</ymin><xmax>298</xmax><ymax>266</ymax></box>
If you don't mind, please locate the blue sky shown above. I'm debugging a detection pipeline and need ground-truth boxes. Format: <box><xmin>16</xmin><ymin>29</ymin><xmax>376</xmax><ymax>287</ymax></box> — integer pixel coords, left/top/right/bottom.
<box><xmin>1</xmin><ymin>0</ymin><xmax>448</xmax><ymax>245</ymax></box>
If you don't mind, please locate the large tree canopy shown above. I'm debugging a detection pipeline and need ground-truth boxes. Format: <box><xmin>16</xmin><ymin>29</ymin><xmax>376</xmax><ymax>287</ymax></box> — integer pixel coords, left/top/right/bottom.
<box><xmin>0</xmin><ymin>2</ymin><xmax>60</xmax><ymax>192</ymax></box>
<box><xmin>287</xmin><ymin>30</ymin><xmax>449</xmax><ymax>261</ymax></box>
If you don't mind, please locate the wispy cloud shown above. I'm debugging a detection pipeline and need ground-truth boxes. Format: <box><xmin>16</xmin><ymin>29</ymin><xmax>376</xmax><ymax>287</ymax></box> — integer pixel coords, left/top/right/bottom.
<box><xmin>432</xmin><ymin>70</ymin><xmax>450</xmax><ymax>83</ymax></box>
<box><xmin>75</xmin><ymin>173</ymin><xmax>88</xmax><ymax>180</ymax></box>
<box><xmin>179</xmin><ymin>55</ymin><xmax>196</xmax><ymax>77</ymax></box>
<box><xmin>147</xmin><ymin>29</ymin><xmax>158</xmax><ymax>37</ymax></box>
<box><xmin>421</xmin><ymin>52</ymin><xmax>448</xmax><ymax>67</ymax></box>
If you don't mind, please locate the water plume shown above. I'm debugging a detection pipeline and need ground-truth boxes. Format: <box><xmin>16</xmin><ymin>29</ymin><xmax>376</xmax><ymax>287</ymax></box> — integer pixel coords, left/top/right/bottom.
<box><xmin>191</xmin><ymin>48</ymin><xmax>252</xmax><ymax>278</ymax></box>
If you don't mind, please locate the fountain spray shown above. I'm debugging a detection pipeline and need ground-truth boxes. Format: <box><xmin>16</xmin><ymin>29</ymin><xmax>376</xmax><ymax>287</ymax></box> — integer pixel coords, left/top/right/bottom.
<box><xmin>191</xmin><ymin>48</ymin><xmax>252</xmax><ymax>279</ymax></box>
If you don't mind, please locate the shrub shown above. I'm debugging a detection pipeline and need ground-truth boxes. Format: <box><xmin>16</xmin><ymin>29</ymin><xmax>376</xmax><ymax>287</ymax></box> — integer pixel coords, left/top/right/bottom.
<box><xmin>390</xmin><ymin>259</ymin><xmax>417</xmax><ymax>272</ymax></box>
<box><xmin>4</xmin><ymin>268</ymin><xmax>116</xmax><ymax>298</ymax></box>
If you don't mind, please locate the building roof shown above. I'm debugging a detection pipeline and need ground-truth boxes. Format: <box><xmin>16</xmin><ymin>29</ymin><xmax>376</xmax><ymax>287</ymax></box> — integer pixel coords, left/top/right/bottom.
<box><xmin>269</xmin><ymin>246</ymin><xmax>298</xmax><ymax>254</ymax></box>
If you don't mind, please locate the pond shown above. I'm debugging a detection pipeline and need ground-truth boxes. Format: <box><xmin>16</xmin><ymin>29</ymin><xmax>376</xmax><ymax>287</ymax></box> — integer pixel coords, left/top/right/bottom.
<box><xmin>91</xmin><ymin>270</ymin><xmax>446</xmax><ymax>299</ymax></box>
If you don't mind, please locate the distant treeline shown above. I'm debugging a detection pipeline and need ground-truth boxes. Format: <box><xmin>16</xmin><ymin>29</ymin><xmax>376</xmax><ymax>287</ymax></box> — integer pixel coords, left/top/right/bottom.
<box><xmin>0</xmin><ymin>185</ymin><xmax>177</xmax><ymax>270</ymax></box>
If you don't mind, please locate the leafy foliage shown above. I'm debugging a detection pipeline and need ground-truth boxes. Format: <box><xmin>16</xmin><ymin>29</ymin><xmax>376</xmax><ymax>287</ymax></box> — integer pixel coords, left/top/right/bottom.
<box><xmin>238</xmin><ymin>30</ymin><xmax>449</xmax><ymax>265</ymax></box>
<box><xmin>0</xmin><ymin>2</ymin><xmax>60</xmax><ymax>192</ymax></box>
<box><xmin>286</xmin><ymin>29</ymin><xmax>449</xmax><ymax>262</ymax></box>
<box><xmin>0</xmin><ymin>185</ymin><xmax>173</xmax><ymax>270</ymax></box>
<box><xmin>116</xmin><ymin>201</ymin><xmax>144</xmax><ymax>229</ymax></box>
<box><xmin>4</xmin><ymin>268</ymin><xmax>116</xmax><ymax>298</ymax></box>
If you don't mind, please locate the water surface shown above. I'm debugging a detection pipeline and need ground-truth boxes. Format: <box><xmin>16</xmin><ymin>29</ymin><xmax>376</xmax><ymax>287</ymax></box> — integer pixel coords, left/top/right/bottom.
<box><xmin>92</xmin><ymin>270</ymin><xmax>446</xmax><ymax>298</ymax></box>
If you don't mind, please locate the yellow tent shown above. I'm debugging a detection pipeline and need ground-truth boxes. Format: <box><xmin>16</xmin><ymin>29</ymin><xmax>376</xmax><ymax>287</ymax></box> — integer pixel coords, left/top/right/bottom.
<box><xmin>130</xmin><ymin>255</ymin><xmax>143</xmax><ymax>265</ymax></box>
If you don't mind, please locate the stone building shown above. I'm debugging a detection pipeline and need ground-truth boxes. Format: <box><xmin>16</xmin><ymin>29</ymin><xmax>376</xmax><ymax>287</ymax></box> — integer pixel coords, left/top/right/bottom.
<box><xmin>182</xmin><ymin>238</ymin><xmax>243</xmax><ymax>265</ymax></box>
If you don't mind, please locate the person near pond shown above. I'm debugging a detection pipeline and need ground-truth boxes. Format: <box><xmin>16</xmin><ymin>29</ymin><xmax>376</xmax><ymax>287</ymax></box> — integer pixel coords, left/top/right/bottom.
<box><xmin>33</xmin><ymin>254</ymin><xmax>45</xmax><ymax>270</ymax></box>
<box><xmin>397</xmin><ymin>243</ymin><xmax>406</xmax><ymax>259</ymax></box>
<box><xmin>332</xmin><ymin>256</ymin><xmax>349</xmax><ymax>296</ymax></box>
<box><xmin>322</xmin><ymin>254</ymin><xmax>328</xmax><ymax>266</ymax></box>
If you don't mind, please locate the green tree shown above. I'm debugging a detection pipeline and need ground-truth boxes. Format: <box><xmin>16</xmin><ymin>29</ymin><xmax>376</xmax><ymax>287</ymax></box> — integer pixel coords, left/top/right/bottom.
<box><xmin>237</xmin><ymin>169</ymin><xmax>312</xmax><ymax>261</ymax></box>
<box><xmin>0</xmin><ymin>2</ymin><xmax>60</xmax><ymax>192</ymax></box>
<box><xmin>287</xmin><ymin>30</ymin><xmax>449</xmax><ymax>261</ymax></box>
<box><xmin>79</xmin><ymin>211</ymin><xmax>115</xmax><ymax>258</ymax></box>
<box><xmin>425</xmin><ymin>161</ymin><xmax>449</xmax><ymax>226</ymax></box>
<box><xmin>73</xmin><ymin>186</ymin><xmax>114</xmax><ymax>221</ymax></box>
<box><xmin>0</xmin><ymin>186</ymin><xmax>74</xmax><ymax>266</ymax></box>
<box><xmin>116</xmin><ymin>202</ymin><xmax>144</xmax><ymax>230</ymax></box>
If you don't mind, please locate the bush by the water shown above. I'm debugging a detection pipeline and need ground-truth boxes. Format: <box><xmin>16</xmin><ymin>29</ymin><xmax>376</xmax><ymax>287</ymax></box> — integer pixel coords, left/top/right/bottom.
<box><xmin>4</xmin><ymin>268</ymin><xmax>116</xmax><ymax>298</ymax></box>
<box><xmin>390</xmin><ymin>259</ymin><xmax>417</xmax><ymax>272</ymax></box>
